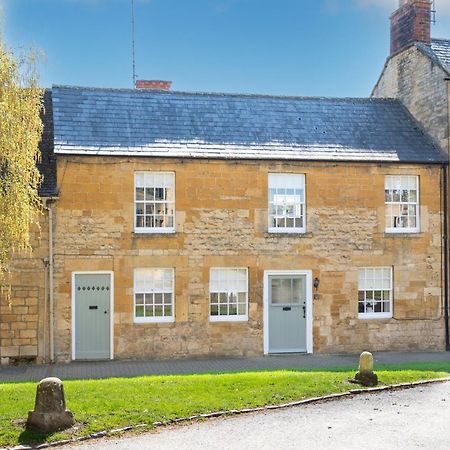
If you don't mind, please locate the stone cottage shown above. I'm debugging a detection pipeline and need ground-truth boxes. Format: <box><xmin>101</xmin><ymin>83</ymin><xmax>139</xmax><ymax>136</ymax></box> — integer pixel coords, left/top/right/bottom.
<box><xmin>1</xmin><ymin>0</ymin><xmax>449</xmax><ymax>364</ymax></box>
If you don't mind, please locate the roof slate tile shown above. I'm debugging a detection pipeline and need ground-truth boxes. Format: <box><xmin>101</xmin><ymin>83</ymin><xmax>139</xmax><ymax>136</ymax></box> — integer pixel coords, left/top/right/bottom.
<box><xmin>52</xmin><ymin>85</ymin><xmax>448</xmax><ymax>164</ymax></box>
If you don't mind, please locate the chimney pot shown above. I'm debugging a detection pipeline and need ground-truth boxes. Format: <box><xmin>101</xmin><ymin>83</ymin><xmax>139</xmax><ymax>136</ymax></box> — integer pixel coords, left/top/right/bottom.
<box><xmin>390</xmin><ymin>0</ymin><xmax>432</xmax><ymax>55</ymax></box>
<box><xmin>135</xmin><ymin>80</ymin><xmax>172</xmax><ymax>90</ymax></box>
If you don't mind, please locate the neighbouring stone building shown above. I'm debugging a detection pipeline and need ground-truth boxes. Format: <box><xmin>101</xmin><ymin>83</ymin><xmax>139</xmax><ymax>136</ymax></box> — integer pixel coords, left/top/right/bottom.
<box><xmin>372</xmin><ymin>0</ymin><xmax>450</xmax><ymax>349</ymax></box>
<box><xmin>1</xmin><ymin>0</ymin><xmax>449</xmax><ymax>364</ymax></box>
<box><xmin>372</xmin><ymin>0</ymin><xmax>450</xmax><ymax>152</ymax></box>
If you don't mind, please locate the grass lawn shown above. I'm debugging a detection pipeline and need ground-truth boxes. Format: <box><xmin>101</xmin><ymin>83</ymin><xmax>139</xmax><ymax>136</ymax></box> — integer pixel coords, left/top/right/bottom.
<box><xmin>0</xmin><ymin>362</ymin><xmax>449</xmax><ymax>447</ymax></box>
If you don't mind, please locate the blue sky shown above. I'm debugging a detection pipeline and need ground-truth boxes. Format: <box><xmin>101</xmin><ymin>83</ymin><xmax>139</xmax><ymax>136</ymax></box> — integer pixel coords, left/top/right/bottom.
<box><xmin>2</xmin><ymin>0</ymin><xmax>449</xmax><ymax>97</ymax></box>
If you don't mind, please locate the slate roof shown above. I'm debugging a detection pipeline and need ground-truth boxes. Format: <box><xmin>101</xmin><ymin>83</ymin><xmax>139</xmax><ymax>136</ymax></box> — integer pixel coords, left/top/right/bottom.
<box><xmin>431</xmin><ymin>38</ymin><xmax>450</xmax><ymax>71</ymax></box>
<box><xmin>52</xmin><ymin>85</ymin><xmax>448</xmax><ymax>164</ymax></box>
<box><xmin>38</xmin><ymin>90</ymin><xmax>58</xmax><ymax>197</ymax></box>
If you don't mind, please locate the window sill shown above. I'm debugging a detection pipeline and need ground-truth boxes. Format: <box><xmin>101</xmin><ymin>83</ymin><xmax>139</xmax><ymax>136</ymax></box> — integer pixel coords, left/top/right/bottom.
<box><xmin>209</xmin><ymin>316</ymin><xmax>248</xmax><ymax>323</ymax></box>
<box><xmin>134</xmin><ymin>317</ymin><xmax>175</xmax><ymax>324</ymax></box>
<box><xmin>383</xmin><ymin>231</ymin><xmax>422</xmax><ymax>238</ymax></box>
<box><xmin>265</xmin><ymin>232</ymin><xmax>312</xmax><ymax>238</ymax></box>
<box><xmin>358</xmin><ymin>314</ymin><xmax>392</xmax><ymax>320</ymax></box>
<box><xmin>133</xmin><ymin>231</ymin><xmax>177</xmax><ymax>237</ymax></box>
<box><xmin>134</xmin><ymin>228</ymin><xmax>176</xmax><ymax>234</ymax></box>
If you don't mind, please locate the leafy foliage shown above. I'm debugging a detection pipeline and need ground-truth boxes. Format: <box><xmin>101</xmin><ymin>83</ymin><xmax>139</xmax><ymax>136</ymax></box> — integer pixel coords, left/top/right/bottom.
<box><xmin>0</xmin><ymin>36</ymin><xmax>43</xmax><ymax>282</ymax></box>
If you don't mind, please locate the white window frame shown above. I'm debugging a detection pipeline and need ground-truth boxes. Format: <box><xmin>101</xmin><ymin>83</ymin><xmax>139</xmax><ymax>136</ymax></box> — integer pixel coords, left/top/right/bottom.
<box><xmin>268</xmin><ymin>173</ymin><xmax>306</xmax><ymax>234</ymax></box>
<box><xmin>358</xmin><ymin>267</ymin><xmax>393</xmax><ymax>320</ymax></box>
<box><xmin>134</xmin><ymin>171</ymin><xmax>175</xmax><ymax>234</ymax></box>
<box><xmin>209</xmin><ymin>268</ymin><xmax>248</xmax><ymax>322</ymax></box>
<box><xmin>385</xmin><ymin>175</ymin><xmax>420</xmax><ymax>234</ymax></box>
<box><xmin>134</xmin><ymin>268</ymin><xmax>175</xmax><ymax>323</ymax></box>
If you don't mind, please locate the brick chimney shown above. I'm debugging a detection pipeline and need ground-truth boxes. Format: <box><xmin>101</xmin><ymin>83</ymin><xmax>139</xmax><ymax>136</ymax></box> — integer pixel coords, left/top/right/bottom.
<box><xmin>135</xmin><ymin>80</ymin><xmax>172</xmax><ymax>90</ymax></box>
<box><xmin>390</xmin><ymin>0</ymin><xmax>432</xmax><ymax>55</ymax></box>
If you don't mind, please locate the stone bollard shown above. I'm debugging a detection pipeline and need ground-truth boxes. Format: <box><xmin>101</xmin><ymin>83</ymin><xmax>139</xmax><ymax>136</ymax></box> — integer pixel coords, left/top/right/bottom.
<box><xmin>354</xmin><ymin>351</ymin><xmax>378</xmax><ymax>387</ymax></box>
<box><xmin>26</xmin><ymin>377</ymin><xmax>74</xmax><ymax>433</ymax></box>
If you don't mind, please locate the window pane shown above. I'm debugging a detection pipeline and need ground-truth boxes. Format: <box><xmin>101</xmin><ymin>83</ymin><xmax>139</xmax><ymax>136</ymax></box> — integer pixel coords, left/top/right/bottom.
<box><xmin>385</xmin><ymin>176</ymin><xmax>418</xmax><ymax>231</ymax></box>
<box><xmin>135</xmin><ymin>172</ymin><xmax>175</xmax><ymax>230</ymax></box>
<box><xmin>136</xmin><ymin>215</ymin><xmax>144</xmax><ymax>228</ymax></box>
<box><xmin>209</xmin><ymin>268</ymin><xmax>247</xmax><ymax>318</ymax></box>
<box><xmin>145</xmin><ymin>187</ymin><xmax>154</xmax><ymax>200</ymax></box>
<box><xmin>292</xmin><ymin>278</ymin><xmax>303</xmax><ymax>304</ymax></box>
<box><xmin>136</xmin><ymin>187</ymin><xmax>145</xmax><ymax>201</ymax></box>
<box><xmin>134</xmin><ymin>269</ymin><xmax>174</xmax><ymax>320</ymax></box>
<box><xmin>359</xmin><ymin>267</ymin><xmax>392</xmax><ymax>317</ymax></box>
<box><xmin>271</xmin><ymin>277</ymin><xmax>294</xmax><ymax>304</ymax></box>
<box><xmin>238</xmin><ymin>292</ymin><xmax>246</xmax><ymax>302</ymax></box>
<box><xmin>136</xmin><ymin>203</ymin><xmax>144</xmax><ymax>215</ymax></box>
<box><xmin>268</xmin><ymin>174</ymin><xmax>305</xmax><ymax>231</ymax></box>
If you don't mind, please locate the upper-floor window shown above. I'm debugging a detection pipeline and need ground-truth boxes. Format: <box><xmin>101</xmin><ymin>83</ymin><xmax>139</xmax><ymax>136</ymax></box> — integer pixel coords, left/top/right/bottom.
<box><xmin>385</xmin><ymin>175</ymin><xmax>419</xmax><ymax>233</ymax></box>
<box><xmin>135</xmin><ymin>172</ymin><xmax>175</xmax><ymax>233</ymax></box>
<box><xmin>134</xmin><ymin>268</ymin><xmax>175</xmax><ymax>323</ymax></box>
<box><xmin>209</xmin><ymin>268</ymin><xmax>248</xmax><ymax>321</ymax></box>
<box><xmin>268</xmin><ymin>173</ymin><xmax>306</xmax><ymax>233</ymax></box>
<box><xmin>358</xmin><ymin>267</ymin><xmax>392</xmax><ymax>320</ymax></box>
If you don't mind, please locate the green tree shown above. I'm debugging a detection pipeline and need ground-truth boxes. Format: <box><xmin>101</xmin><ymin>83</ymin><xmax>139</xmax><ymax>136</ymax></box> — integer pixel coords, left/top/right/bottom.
<box><xmin>0</xmin><ymin>36</ymin><xmax>43</xmax><ymax>284</ymax></box>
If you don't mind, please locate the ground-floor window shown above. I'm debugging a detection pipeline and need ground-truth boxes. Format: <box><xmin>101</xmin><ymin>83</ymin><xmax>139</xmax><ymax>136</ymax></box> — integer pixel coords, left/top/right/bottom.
<box><xmin>209</xmin><ymin>268</ymin><xmax>248</xmax><ymax>321</ymax></box>
<box><xmin>134</xmin><ymin>268</ymin><xmax>174</xmax><ymax>323</ymax></box>
<box><xmin>358</xmin><ymin>267</ymin><xmax>392</xmax><ymax>319</ymax></box>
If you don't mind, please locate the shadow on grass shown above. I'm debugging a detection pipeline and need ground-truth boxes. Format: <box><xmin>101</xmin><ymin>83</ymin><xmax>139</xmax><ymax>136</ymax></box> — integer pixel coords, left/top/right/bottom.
<box><xmin>18</xmin><ymin>428</ymin><xmax>55</xmax><ymax>445</ymax></box>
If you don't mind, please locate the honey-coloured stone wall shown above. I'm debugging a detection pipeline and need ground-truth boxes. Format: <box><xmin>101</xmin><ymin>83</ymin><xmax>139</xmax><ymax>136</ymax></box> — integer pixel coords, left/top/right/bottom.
<box><xmin>0</xmin><ymin>214</ymin><xmax>49</xmax><ymax>363</ymax></box>
<box><xmin>53</xmin><ymin>157</ymin><xmax>446</xmax><ymax>361</ymax></box>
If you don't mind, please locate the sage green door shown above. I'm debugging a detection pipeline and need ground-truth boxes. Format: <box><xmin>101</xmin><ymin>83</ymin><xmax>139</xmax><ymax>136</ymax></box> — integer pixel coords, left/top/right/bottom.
<box><xmin>268</xmin><ymin>275</ymin><xmax>307</xmax><ymax>353</ymax></box>
<box><xmin>74</xmin><ymin>273</ymin><xmax>111</xmax><ymax>360</ymax></box>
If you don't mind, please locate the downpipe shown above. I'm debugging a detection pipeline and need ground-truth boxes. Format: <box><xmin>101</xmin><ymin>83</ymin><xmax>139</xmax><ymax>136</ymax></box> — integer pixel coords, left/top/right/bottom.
<box><xmin>43</xmin><ymin>198</ymin><xmax>56</xmax><ymax>363</ymax></box>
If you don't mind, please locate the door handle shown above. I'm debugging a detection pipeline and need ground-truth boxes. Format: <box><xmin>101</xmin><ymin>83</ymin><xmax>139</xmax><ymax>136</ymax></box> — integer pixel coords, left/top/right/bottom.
<box><xmin>302</xmin><ymin>305</ymin><xmax>306</xmax><ymax>319</ymax></box>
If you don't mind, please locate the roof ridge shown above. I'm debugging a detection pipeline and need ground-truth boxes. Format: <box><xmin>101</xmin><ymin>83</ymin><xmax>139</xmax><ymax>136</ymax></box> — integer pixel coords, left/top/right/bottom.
<box><xmin>51</xmin><ymin>84</ymin><xmax>398</xmax><ymax>103</ymax></box>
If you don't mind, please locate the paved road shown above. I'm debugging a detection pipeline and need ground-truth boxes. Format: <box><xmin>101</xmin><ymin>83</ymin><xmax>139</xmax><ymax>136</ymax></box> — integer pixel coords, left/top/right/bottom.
<box><xmin>70</xmin><ymin>381</ymin><xmax>450</xmax><ymax>450</ymax></box>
